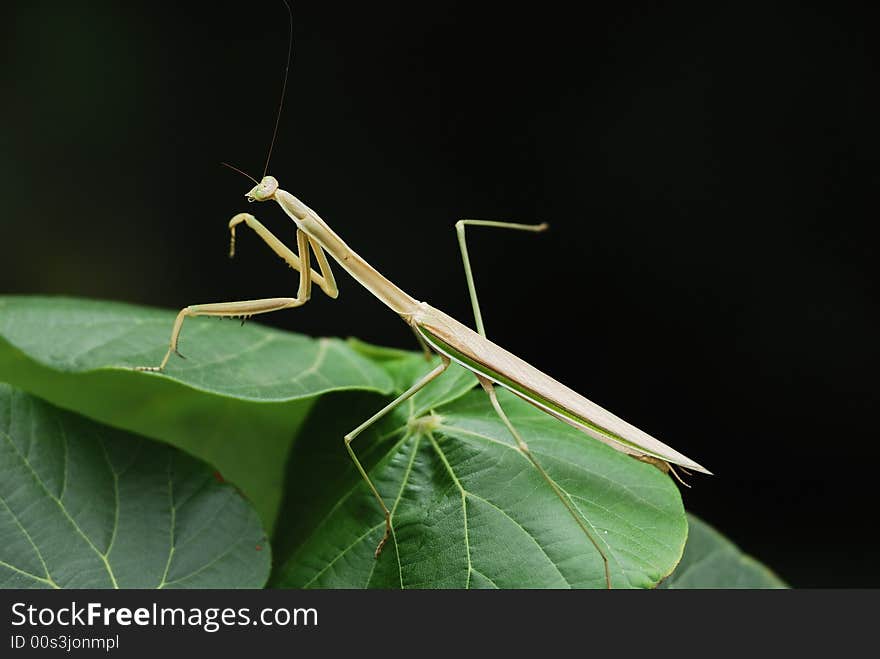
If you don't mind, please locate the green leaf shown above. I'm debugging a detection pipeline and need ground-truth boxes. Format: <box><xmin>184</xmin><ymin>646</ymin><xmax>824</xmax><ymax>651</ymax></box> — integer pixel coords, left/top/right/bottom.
<box><xmin>346</xmin><ymin>337</ymin><xmax>480</xmax><ymax>410</ymax></box>
<box><xmin>272</xmin><ymin>373</ymin><xmax>688</xmax><ymax>589</ymax></box>
<box><xmin>0</xmin><ymin>296</ymin><xmax>393</xmax><ymax>528</ymax></box>
<box><xmin>660</xmin><ymin>514</ymin><xmax>787</xmax><ymax>588</ymax></box>
<box><xmin>0</xmin><ymin>384</ymin><xmax>270</xmax><ymax>588</ymax></box>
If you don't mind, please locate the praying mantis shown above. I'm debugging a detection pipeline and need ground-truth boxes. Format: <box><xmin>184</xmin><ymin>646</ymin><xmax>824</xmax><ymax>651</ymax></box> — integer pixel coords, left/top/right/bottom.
<box><xmin>136</xmin><ymin>2</ymin><xmax>709</xmax><ymax>589</ymax></box>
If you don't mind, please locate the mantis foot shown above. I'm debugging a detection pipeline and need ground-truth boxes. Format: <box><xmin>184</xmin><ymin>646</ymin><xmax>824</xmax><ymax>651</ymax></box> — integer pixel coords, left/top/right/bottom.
<box><xmin>133</xmin><ymin>345</ymin><xmax>185</xmax><ymax>372</ymax></box>
<box><xmin>374</xmin><ymin>512</ymin><xmax>392</xmax><ymax>558</ymax></box>
<box><xmin>134</xmin><ymin>365</ymin><xmax>163</xmax><ymax>372</ymax></box>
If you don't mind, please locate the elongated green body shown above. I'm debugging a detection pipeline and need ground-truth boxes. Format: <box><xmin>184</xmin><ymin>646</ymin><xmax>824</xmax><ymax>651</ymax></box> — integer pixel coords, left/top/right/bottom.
<box><xmin>263</xmin><ymin>181</ymin><xmax>710</xmax><ymax>475</ymax></box>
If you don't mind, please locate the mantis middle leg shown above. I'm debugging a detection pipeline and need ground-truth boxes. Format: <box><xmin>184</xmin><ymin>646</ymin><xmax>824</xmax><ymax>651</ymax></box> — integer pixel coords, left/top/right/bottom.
<box><xmin>455</xmin><ymin>219</ymin><xmax>548</xmax><ymax>338</ymax></box>
<box><xmin>345</xmin><ymin>354</ymin><xmax>451</xmax><ymax>558</ymax></box>
<box><xmin>476</xmin><ymin>375</ymin><xmax>613</xmax><ymax>589</ymax></box>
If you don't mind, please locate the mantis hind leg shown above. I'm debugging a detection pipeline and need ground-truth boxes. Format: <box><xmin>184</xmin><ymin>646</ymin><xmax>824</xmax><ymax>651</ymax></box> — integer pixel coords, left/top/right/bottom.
<box><xmin>455</xmin><ymin>219</ymin><xmax>548</xmax><ymax>338</ymax></box>
<box><xmin>476</xmin><ymin>375</ymin><xmax>613</xmax><ymax>589</ymax></box>
<box><xmin>345</xmin><ymin>355</ymin><xmax>450</xmax><ymax>557</ymax></box>
<box><xmin>136</xmin><ymin>226</ymin><xmax>316</xmax><ymax>372</ymax></box>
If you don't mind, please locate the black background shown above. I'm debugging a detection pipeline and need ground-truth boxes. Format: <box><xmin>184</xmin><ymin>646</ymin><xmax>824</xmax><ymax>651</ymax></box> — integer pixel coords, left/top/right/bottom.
<box><xmin>3</xmin><ymin>1</ymin><xmax>878</xmax><ymax>587</ymax></box>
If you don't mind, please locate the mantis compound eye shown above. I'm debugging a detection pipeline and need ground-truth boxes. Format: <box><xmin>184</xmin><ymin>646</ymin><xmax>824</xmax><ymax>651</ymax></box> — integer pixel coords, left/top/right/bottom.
<box><xmin>246</xmin><ymin>176</ymin><xmax>279</xmax><ymax>202</ymax></box>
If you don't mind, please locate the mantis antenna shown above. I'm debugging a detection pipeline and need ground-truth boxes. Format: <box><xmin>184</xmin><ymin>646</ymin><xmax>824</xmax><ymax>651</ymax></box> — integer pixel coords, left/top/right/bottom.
<box><xmin>220</xmin><ymin>0</ymin><xmax>291</xmax><ymax>186</ymax></box>
<box><xmin>263</xmin><ymin>0</ymin><xmax>294</xmax><ymax>177</ymax></box>
<box><xmin>220</xmin><ymin>161</ymin><xmax>259</xmax><ymax>184</ymax></box>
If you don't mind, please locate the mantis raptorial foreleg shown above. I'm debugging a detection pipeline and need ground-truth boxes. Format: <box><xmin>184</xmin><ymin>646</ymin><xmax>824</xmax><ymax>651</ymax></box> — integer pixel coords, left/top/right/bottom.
<box><xmin>137</xmin><ymin>221</ymin><xmax>336</xmax><ymax>372</ymax></box>
<box><xmin>229</xmin><ymin>212</ymin><xmax>337</xmax><ymax>298</ymax></box>
<box><xmin>476</xmin><ymin>375</ymin><xmax>613</xmax><ymax>589</ymax></box>
<box><xmin>455</xmin><ymin>219</ymin><xmax>548</xmax><ymax>338</ymax></box>
<box><xmin>345</xmin><ymin>354</ymin><xmax>451</xmax><ymax>557</ymax></box>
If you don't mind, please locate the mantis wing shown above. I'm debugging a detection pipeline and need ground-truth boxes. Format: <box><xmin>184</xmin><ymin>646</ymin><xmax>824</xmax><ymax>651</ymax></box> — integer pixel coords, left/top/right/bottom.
<box><xmin>414</xmin><ymin>303</ymin><xmax>711</xmax><ymax>475</ymax></box>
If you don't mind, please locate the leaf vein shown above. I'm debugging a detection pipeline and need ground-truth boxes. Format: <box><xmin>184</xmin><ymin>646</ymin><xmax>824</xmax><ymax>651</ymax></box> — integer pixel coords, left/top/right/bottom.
<box><xmin>1</xmin><ymin>429</ymin><xmax>118</xmax><ymax>587</ymax></box>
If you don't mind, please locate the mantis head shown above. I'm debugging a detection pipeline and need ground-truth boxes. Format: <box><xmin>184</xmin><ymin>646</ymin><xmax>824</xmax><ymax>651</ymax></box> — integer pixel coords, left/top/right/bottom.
<box><xmin>246</xmin><ymin>176</ymin><xmax>279</xmax><ymax>203</ymax></box>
